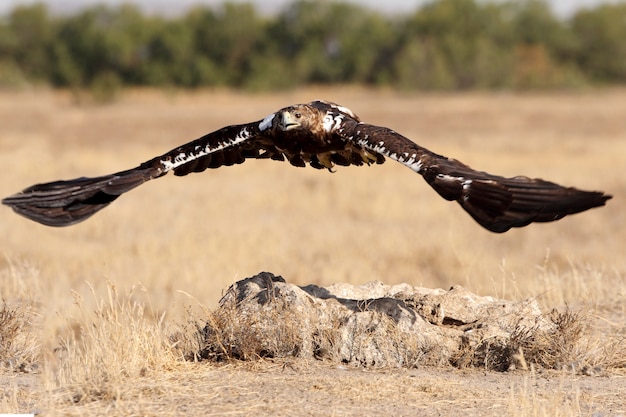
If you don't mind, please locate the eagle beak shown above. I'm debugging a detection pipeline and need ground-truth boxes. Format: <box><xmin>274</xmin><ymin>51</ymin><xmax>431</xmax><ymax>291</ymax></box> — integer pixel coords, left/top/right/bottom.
<box><xmin>279</xmin><ymin>111</ymin><xmax>301</xmax><ymax>130</ymax></box>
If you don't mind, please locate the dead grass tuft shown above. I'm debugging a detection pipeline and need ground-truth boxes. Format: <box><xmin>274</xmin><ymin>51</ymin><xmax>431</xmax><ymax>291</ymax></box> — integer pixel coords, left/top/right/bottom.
<box><xmin>0</xmin><ymin>261</ymin><xmax>41</xmax><ymax>373</ymax></box>
<box><xmin>509</xmin><ymin>308</ymin><xmax>587</xmax><ymax>371</ymax></box>
<box><xmin>453</xmin><ymin>331</ymin><xmax>511</xmax><ymax>370</ymax></box>
<box><xmin>198</xmin><ymin>289</ymin><xmax>307</xmax><ymax>362</ymax></box>
<box><xmin>48</xmin><ymin>281</ymin><xmax>180</xmax><ymax>404</ymax></box>
<box><xmin>456</xmin><ymin>307</ymin><xmax>602</xmax><ymax>373</ymax></box>
<box><xmin>0</xmin><ymin>301</ymin><xmax>39</xmax><ymax>371</ymax></box>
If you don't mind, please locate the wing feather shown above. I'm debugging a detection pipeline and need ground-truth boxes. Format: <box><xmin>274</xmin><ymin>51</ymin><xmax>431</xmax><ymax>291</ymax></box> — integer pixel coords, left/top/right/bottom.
<box><xmin>2</xmin><ymin>100</ymin><xmax>612</xmax><ymax>232</ymax></box>
<box><xmin>339</xmin><ymin>121</ymin><xmax>611</xmax><ymax>233</ymax></box>
<box><xmin>2</xmin><ymin>120</ymin><xmax>274</xmax><ymax>226</ymax></box>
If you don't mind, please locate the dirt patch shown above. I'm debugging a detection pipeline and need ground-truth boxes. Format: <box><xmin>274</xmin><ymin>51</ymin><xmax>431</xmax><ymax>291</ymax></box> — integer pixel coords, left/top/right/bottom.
<box><xmin>0</xmin><ymin>371</ymin><xmax>40</xmax><ymax>414</ymax></box>
<box><xmin>41</xmin><ymin>361</ymin><xmax>626</xmax><ymax>416</ymax></box>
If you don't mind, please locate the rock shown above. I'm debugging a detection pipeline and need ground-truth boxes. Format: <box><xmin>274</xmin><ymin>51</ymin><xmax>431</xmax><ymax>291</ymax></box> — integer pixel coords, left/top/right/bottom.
<box><xmin>198</xmin><ymin>272</ymin><xmax>560</xmax><ymax>370</ymax></box>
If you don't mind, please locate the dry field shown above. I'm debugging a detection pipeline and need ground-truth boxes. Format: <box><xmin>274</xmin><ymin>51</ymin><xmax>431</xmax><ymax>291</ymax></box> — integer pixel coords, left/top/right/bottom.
<box><xmin>0</xmin><ymin>87</ymin><xmax>625</xmax><ymax>415</ymax></box>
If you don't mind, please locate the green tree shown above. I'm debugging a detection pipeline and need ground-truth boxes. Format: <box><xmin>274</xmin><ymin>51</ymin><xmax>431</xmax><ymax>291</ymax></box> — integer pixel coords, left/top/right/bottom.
<box><xmin>269</xmin><ymin>1</ymin><xmax>397</xmax><ymax>85</ymax></box>
<box><xmin>393</xmin><ymin>37</ymin><xmax>454</xmax><ymax>90</ymax></box>
<box><xmin>6</xmin><ymin>4</ymin><xmax>54</xmax><ymax>81</ymax></box>
<box><xmin>571</xmin><ymin>3</ymin><xmax>626</xmax><ymax>82</ymax></box>
<box><xmin>507</xmin><ymin>0</ymin><xmax>572</xmax><ymax>49</ymax></box>
<box><xmin>185</xmin><ymin>4</ymin><xmax>266</xmax><ymax>87</ymax></box>
<box><xmin>54</xmin><ymin>5</ymin><xmax>153</xmax><ymax>87</ymax></box>
<box><xmin>2</xmin><ymin>0</ymin><xmax>625</xmax><ymax>91</ymax></box>
<box><xmin>400</xmin><ymin>0</ymin><xmax>515</xmax><ymax>89</ymax></box>
<box><xmin>506</xmin><ymin>0</ymin><xmax>586</xmax><ymax>88</ymax></box>
<box><xmin>143</xmin><ymin>18</ymin><xmax>196</xmax><ymax>86</ymax></box>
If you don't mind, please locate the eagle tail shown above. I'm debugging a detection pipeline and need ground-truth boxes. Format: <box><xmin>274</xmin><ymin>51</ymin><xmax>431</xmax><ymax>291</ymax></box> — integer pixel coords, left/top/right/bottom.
<box><xmin>1</xmin><ymin>166</ymin><xmax>155</xmax><ymax>227</ymax></box>
<box><xmin>427</xmin><ymin>171</ymin><xmax>611</xmax><ymax>233</ymax></box>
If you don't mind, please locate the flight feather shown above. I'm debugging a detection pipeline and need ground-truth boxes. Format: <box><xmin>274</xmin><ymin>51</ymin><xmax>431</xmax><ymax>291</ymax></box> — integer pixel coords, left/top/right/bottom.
<box><xmin>2</xmin><ymin>100</ymin><xmax>611</xmax><ymax>232</ymax></box>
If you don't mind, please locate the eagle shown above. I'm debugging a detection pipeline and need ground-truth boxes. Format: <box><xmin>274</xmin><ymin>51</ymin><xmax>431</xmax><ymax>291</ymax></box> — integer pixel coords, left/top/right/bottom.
<box><xmin>2</xmin><ymin>100</ymin><xmax>611</xmax><ymax>233</ymax></box>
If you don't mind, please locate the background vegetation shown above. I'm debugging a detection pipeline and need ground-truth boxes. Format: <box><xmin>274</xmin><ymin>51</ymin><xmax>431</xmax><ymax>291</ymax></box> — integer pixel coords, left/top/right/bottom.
<box><xmin>1</xmin><ymin>0</ymin><xmax>626</xmax><ymax>93</ymax></box>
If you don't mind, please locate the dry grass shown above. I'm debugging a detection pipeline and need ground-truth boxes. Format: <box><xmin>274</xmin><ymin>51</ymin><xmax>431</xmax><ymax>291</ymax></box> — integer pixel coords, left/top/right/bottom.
<box><xmin>0</xmin><ymin>87</ymin><xmax>625</xmax><ymax>415</ymax></box>
<box><xmin>0</xmin><ymin>261</ymin><xmax>41</xmax><ymax>413</ymax></box>
<box><xmin>47</xmin><ymin>281</ymin><xmax>179</xmax><ymax>404</ymax></box>
<box><xmin>0</xmin><ymin>263</ymin><xmax>41</xmax><ymax>372</ymax></box>
<box><xmin>0</xmin><ymin>302</ymin><xmax>38</xmax><ymax>370</ymax></box>
<box><xmin>508</xmin><ymin>372</ymin><xmax>584</xmax><ymax>417</ymax></box>
<box><xmin>509</xmin><ymin>309</ymin><xmax>587</xmax><ymax>370</ymax></box>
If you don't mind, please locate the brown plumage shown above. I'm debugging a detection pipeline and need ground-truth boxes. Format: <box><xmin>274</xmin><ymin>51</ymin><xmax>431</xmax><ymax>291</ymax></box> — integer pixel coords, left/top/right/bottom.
<box><xmin>2</xmin><ymin>100</ymin><xmax>611</xmax><ymax>232</ymax></box>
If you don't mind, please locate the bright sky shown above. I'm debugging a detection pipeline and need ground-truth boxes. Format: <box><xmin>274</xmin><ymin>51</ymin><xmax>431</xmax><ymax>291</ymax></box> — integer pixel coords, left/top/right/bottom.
<box><xmin>0</xmin><ymin>0</ymin><xmax>621</xmax><ymax>17</ymax></box>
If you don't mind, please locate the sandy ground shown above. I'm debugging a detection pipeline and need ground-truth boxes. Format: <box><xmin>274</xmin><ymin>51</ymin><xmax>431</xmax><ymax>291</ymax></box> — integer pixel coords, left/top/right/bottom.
<box><xmin>39</xmin><ymin>361</ymin><xmax>626</xmax><ymax>416</ymax></box>
<box><xmin>0</xmin><ymin>87</ymin><xmax>625</xmax><ymax>415</ymax></box>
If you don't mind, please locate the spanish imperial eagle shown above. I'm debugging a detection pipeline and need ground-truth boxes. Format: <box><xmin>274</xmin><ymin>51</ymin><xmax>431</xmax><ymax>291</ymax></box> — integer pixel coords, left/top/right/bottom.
<box><xmin>2</xmin><ymin>100</ymin><xmax>611</xmax><ymax>232</ymax></box>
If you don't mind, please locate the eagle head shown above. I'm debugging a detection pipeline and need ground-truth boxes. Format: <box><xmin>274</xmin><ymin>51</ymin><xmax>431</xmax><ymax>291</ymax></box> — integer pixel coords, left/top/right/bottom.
<box><xmin>276</xmin><ymin>101</ymin><xmax>360</xmax><ymax>136</ymax></box>
<box><xmin>277</xmin><ymin>104</ymin><xmax>321</xmax><ymax>132</ymax></box>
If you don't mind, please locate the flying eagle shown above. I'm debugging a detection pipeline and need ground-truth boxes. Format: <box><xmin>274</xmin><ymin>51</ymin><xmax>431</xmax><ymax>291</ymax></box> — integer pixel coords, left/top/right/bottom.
<box><xmin>2</xmin><ymin>100</ymin><xmax>611</xmax><ymax>233</ymax></box>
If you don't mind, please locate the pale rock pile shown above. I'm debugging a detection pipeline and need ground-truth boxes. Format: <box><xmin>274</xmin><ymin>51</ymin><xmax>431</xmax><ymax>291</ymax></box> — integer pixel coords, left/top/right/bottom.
<box><xmin>198</xmin><ymin>272</ymin><xmax>564</xmax><ymax>370</ymax></box>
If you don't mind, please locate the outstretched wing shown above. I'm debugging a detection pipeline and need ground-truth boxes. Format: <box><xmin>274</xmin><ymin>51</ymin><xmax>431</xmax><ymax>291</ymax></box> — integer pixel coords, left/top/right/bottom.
<box><xmin>2</xmin><ymin>168</ymin><xmax>155</xmax><ymax>227</ymax></box>
<box><xmin>2</xmin><ymin>100</ymin><xmax>612</xmax><ymax>232</ymax></box>
<box><xmin>337</xmin><ymin>120</ymin><xmax>611</xmax><ymax>233</ymax></box>
<box><xmin>2</xmin><ymin>116</ymin><xmax>281</xmax><ymax>227</ymax></box>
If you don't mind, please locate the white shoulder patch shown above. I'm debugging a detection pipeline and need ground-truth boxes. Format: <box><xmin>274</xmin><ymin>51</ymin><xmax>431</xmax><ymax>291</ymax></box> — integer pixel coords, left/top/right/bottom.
<box><xmin>259</xmin><ymin>113</ymin><xmax>275</xmax><ymax>131</ymax></box>
<box><xmin>314</xmin><ymin>99</ymin><xmax>358</xmax><ymax>120</ymax></box>
<box><xmin>332</xmin><ymin>103</ymin><xmax>357</xmax><ymax>119</ymax></box>
<box><xmin>322</xmin><ymin>112</ymin><xmax>345</xmax><ymax>133</ymax></box>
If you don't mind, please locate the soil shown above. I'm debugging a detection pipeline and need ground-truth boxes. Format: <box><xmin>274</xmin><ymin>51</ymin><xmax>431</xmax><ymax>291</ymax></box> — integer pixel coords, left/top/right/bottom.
<box><xmin>4</xmin><ymin>361</ymin><xmax>624</xmax><ymax>416</ymax></box>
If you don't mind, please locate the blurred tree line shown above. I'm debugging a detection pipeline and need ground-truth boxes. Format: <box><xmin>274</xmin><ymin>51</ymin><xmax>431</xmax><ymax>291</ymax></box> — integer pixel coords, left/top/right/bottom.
<box><xmin>1</xmin><ymin>0</ymin><xmax>625</xmax><ymax>94</ymax></box>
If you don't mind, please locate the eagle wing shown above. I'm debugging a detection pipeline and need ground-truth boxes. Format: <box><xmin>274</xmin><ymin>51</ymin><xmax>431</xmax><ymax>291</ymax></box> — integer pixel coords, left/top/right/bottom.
<box><xmin>337</xmin><ymin>120</ymin><xmax>611</xmax><ymax>233</ymax></box>
<box><xmin>2</xmin><ymin>116</ymin><xmax>281</xmax><ymax>226</ymax></box>
<box><xmin>2</xmin><ymin>101</ymin><xmax>612</xmax><ymax>231</ymax></box>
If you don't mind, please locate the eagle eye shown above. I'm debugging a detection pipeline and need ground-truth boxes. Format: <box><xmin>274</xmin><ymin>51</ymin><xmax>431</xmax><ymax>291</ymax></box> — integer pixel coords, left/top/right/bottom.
<box><xmin>294</xmin><ymin>112</ymin><xmax>302</xmax><ymax>119</ymax></box>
